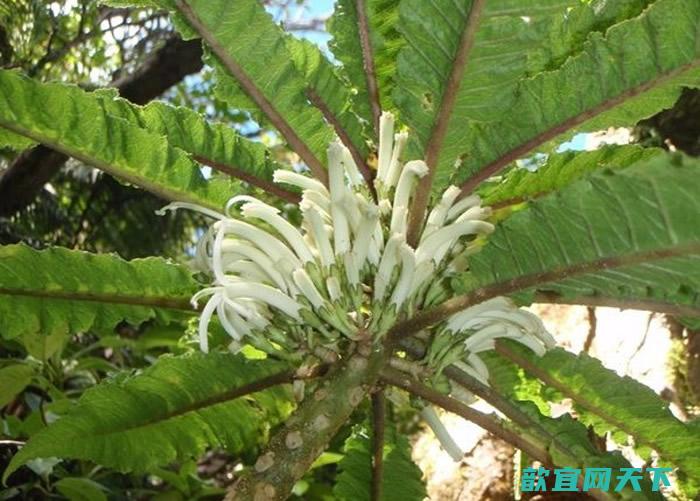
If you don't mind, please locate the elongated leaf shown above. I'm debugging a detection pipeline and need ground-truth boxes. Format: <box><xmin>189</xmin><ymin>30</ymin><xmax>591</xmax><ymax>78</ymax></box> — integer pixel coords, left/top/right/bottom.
<box><xmin>481</xmin><ymin>352</ymin><xmax>664</xmax><ymax>499</ymax></box>
<box><xmin>0</xmin><ymin>244</ymin><xmax>197</xmax><ymax>340</ymax></box>
<box><xmin>94</xmin><ymin>93</ymin><xmax>296</xmax><ymax>200</ymax></box>
<box><xmin>453</xmin><ymin>0</ymin><xmax>700</xmax><ymax>191</ymax></box>
<box><xmin>4</xmin><ymin>353</ymin><xmax>293</xmax><ymax>479</ymax></box>
<box><xmin>479</xmin><ymin>145</ymin><xmax>663</xmax><ymax>207</ymax></box>
<box><xmin>0</xmin><ymin>69</ymin><xmax>232</xmax><ymax>210</ymax></box>
<box><xmin>328</xmin><ymin>0</ymin><xmax>402</xmax><ymax>129</ymax></box>
<box><xmin>394</xmin><ymin>0</ymin><xmax>578</xmax><ymax>186</ymax></box>
<box><xmin>458</xmin><ymin>155</ymin><xmax>700</xmax><ymax>320</ymax></box>
<box><xmin>0</xmin><ymin>364</ymin><xmax>34</xmax><ymax>408</ymax></box>
<box><xmin>395</xmin><ymin>0</ymin><xmax>700</xmax><ymax>195</ymax></box>
<box><xmin>55</xmin><ymin>478</ymin><xmax>108</xmax><ymax>501</ymax></box>
<box><xmin>170</xmin><ymin>0</ymin><xmax>334</xmax><ymax>181</ymax></box>
<box><xmin>0</xmin><ymin>127</ymin><xmax>34</xmax><ymax>150</ymax></box>
<box><xmin>497</xmin><ymin>343</ymin><xmax>700</xmax><ymax>491</ymax></box>
<box><xmin>333</xmin><ymin>424</ymin><xmax>426</xmax><ymax>501</ymax></box>
<box><xmin>286</xmin><ymin>37</ymin><xmax>370</xmax><ymax>167</ymax></box>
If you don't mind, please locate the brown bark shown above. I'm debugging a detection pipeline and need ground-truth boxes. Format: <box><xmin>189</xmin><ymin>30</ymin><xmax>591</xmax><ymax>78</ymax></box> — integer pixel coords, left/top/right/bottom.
<box><xmin>0</xmin><ymin>35</ymin><xmax>203</xmax><ymax>217</ymax></box>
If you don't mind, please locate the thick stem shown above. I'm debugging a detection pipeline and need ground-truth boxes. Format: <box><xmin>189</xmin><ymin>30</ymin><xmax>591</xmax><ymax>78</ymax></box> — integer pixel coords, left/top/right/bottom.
<box><xmin>228</xmin><ymin>349</ymin><xmax>386</xmax><ymax>501</ymax></box>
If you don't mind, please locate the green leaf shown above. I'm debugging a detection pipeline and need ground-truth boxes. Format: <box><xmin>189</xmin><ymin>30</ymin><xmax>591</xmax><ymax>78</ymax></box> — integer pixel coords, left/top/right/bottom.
<box><xmin>4</xmin><ymin>352</ymin><xmax>293</xmax><ymax>480</ymax></box>
<box><xmin>499</xmin><ymin>343</ymin><xmax>700</xmax><ymax>490</ymax></box>
<box><xmin>453</xmin><ymin>0</ymin><xmax>700</xmax><ymax>191</ymax></box>
<box><xmin>333</xmin><ymin>424</ymin><xmax>426</xmax><ymax>501</ymax></box>
<box><xmin>95</xmin><ymin>92</ymin><xmax>290</xmax><ymax>197</ymax></box>
<box><xmin>0</xmin><ymin>127</ymin><xmax>35</xmax><ymax>150</ymax></box>
<box><xmin>171</xmin><ymin>0</ymin><xmax>334</xmax><ymax>182</ymax></box>
<box><xmin>55</xmin><ymin>478</ymin><xmax>108</xmax><ymax>501</ymax></box>
<box><xmin>394</xmin><ymin>0</ymin><xmax>578</xmax><ymax>186</ymax></box>
<box><xmin>0</xmin><ymin>364</ymin><xmax>34</xmax><ymax>408</ymax></box>
<box><xmin>462</xmin><ymin>155</ymin><xmax>700</xmax><ymax>319</ymax></box>
<box><xmin>286</xmin><ymin>37</ymin><xmax>370</xmax><ymax>167</ymax></box>
<box><xmin>0</xmin><ymin>69</ymin><xmax>233</xmax><ymax>210</ymax></box>
<box><xmin>479</xmin><ymin>145</ymin><xmax>663</xmax><ymax>207</ymax></box>
<box><xmin>394</xmin><ymin>0</ymin><xmax>700</xmax><ymax>195</ymax></box>
<box><xmin>328</xmin><ymin>0</ymin><xmax>403</xmax><ymax>127</ymax></box>
<box><xmin>482</xmin><ymin>352</ymin><xmax>662</xmax><ymax>500</ymax></box>
<box><xmin>0</xmin><ymin>244</ymin><xmax>197</xmax><ymax>340</ymax></box>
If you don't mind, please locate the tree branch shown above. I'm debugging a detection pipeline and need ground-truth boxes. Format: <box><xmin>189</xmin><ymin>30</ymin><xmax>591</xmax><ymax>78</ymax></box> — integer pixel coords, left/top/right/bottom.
<box><xmin>406</xmin><ymin>0</ymin><xmax>486</xmax><ymax>246</ymax></box>
<box><xmin>0</xmin><ymin>35</ymin><xmax>204</xmax><ymax>217</ymax></box>
<box><xmin>370</xmin><ymin>389</ymin><xmax>386</xmax><ymax>501</ymax></box>
<box><xmin>228</xmin><ymin>349</ymin><xmax>387</xmax><ymax>501</ymax></box>
<box><xmin>379</xmin><ymin>366</ymin><xmax>553</xmax><ymax>466</ymax></box>
<box><xmin>174</xmin><ymin>0</ymin><xmax>328</xmax><ymax>186</ymax></box>
<box><xmin>355</xmin><ymin>0</ymin><xmax>381</xmax><ymax>136</ymax></box>
<box><xmin>583</xmin><ymin>306</ymin><xmax>597</xmax><ymax>353</ymax></box>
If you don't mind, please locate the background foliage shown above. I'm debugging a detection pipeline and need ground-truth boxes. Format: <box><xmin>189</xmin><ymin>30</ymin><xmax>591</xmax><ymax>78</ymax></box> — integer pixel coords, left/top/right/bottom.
<box><xmin>1</xmin><ymin>0</ymin><xmax>700</xmax><ymax>499</ymax></box>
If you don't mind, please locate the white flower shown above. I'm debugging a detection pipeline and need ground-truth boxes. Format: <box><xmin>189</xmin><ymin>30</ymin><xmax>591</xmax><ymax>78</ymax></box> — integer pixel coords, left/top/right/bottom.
<box><xmin>292</xmin><ymin>269</ymin><xmax>327</xmax><ymax>310</ymax></box>
<box><xmin>421</xmin><ymin>406</ymin><xmax>464</xmax><ymax>461</ymax></box>
<box><xmin>376</xmin><ymin>112</ymin><xmax>395</xmax><ymax>184</ymax></box>
<box><xmin>385</xmin><ymin>131</ymin><xmax>408</xmax><ymax>189</ymax></box>
<box><xmin>224</xmin><ymin>282</ymin><xmax>302</xmax><ymax>320</ymax></box>
<box><xmin>241</xmin><ymin>202</ymin><xmax>314</xmax><ymax>263</ymax></box>
<box><xmin>170</xmin><ymin>110</ymin><xmax>554</xmax><ymax>373</ymax></box>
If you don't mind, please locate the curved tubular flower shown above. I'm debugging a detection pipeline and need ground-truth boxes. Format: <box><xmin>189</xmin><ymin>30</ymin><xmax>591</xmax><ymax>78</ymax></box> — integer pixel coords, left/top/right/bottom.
<box><xmin>222</xmin><ymin>296</ymin><xmax>269</xmax><ymax>329</ymax></box>
<box><xmin>172</xmin><ymin>110</ymin><xmax>555</xmax><ymax>388</ymax></box>
<box><xmin>422</xmin><ymin>186</ymin><xmax>462</xmax><ymax>242</ymax></box>
<box><xmin>301</xmin><ymin>189</ymin><xmax>331</xmax><ymax>216</ymax></box>
<box><xmin>390</xmin><ymin>244</ymin><xmax>416</xmax><ymax>308</ymax></box>
<box><xmin>446</xmin><ymin>194</ymin><xmax>481</xmax><ymax>222</ymax></box>
<box><xmin>374</xmin><ymin>234</ymin><xmax>403</xmax><ymax>301</ymax></box>
<box><xmin>376</xmin><ymin>112</ymin><xmax>395</xmax><ymax>184</ymax></box>
<box><xmin>415</xmin><ymin>220</ymin><xmax>494</xmax><ymax>265</ymax></box>
<box><xmin>224</xmin><ymin>282</ymin><xmax>302</xmax><ymax>320</ymax></box>
<box><xmin>217</xmin><ymin>300</ymin><xmax>245</xmax><ymax>341</ymax></box>
<box><xmin>273</xmin><ymin>169</ymin><xmax>328</xmax><ymax>196</ymax></box>
<box><xmin>197</xmin><ymin>293</ymin><xmax>221</xmax><ymax>353</ymax></box>
<box><xmin>301</xmin><ymin>202</ymin><xmax>334</xmax><ymax>269</ymax></box>
<box><xmin>385</xmin><ymin>131</ymin><xmax>408</xmax><ymax>189</ymax></box>
<box><xmin>341</xmin><ymin>147</ymin><xmax>364</xmax><ymax>187</ymax></box>
<box><xmin>221</xmin><ymin>240</ymin><xmax>288</xmax><ymax>292</ymax></box>
<box><xmin>220</xmin><ymin>219</ymin><xmax>302</xmax><ymax>271</ymax></box>
<box><xmin>156</xmin><ymin>201</ymin><xmax>227</xmax><ymax>221</ymax></box>
<box><xmin>393</xmin><ymin>160</ymin><xmax>429</xmax><ymax>215</ymax></box>
<box><xmin>221</xmin><ymin>259</ymin><xmax>267</xmax><ymax>282</ymax></box>
<box><xmin>292</xmin><ymin>268</ymin><xmax>326</xmax><ymax>310</ymax></box>
<box><xmin>241</xmin><ymin>202</ymin><xmax>315</xmax><ymax>263</ymax></box>
<box><xmin>421</xmin><ymin>406</ymin><xmax>464</xmax><ymax>462</ymax></box>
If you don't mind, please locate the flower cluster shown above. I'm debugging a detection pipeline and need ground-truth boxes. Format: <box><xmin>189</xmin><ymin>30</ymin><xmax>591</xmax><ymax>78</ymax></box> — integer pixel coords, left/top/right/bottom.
<box><xmin>161</xmin><ymin>112</ymin><xmax>553</xmax><ymax>377</ymax></box>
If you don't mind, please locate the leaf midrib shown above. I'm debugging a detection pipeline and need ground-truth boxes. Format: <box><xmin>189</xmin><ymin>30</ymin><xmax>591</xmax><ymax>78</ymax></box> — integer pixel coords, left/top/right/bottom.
<box><xmin>174</xmin><ymin>0</ymin><xmax>329</xmax><ymax>185</ymax></box>
<box><xmin>90</xmin><ymin>370</ymin><xmax>294</xmax><ymax>436</ymax></box>
<box><xmin>407</xmin><ymin>0</ymin><xmax>486</xmax><ymax>245</ymax></box>
<box><xmin>392</xmin><ymin>241</ymin><xmax>700</xmax><ymax>335</ymax></box>
<box><xmin>0</xmin><ymin>286</ymin><xmax>194</xmax><ymax>312</ymax></box>
<box><xmin>496</xmin><ymin>343</ymin><xmax>698</xmax><ymax>473</ymax></box>
<box><xmin>458</xmin><ymin>57</ymin><xmax>700</xmax><ymax>194</ymax></box>
<box><xmin>0</xmin><ymin>119</ymin><xmax>223</xmax><ymax>211</ymax></box>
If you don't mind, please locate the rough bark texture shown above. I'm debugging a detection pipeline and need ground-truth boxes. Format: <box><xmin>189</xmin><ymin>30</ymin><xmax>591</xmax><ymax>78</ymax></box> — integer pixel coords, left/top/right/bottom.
<box><xmin>228</xmin><ymin>349</ymin><xmax>387</xmax><ymax>501</ymax></box>
<box><xmin>639</xmin><ymin>87</ymin><xmax>700</xmax><ymax>156</ymax></box>
<box><xmin>0</xmin><ymin>35</ymin><xmax>203</xmax><ymax>217</ymax></box>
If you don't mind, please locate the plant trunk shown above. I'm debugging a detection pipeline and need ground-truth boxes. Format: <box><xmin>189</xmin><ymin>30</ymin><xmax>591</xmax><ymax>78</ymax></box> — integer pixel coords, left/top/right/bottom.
<box><xmin>227</xmin><ymin>348</ymin><xmax>386</xmax><ymax>501</ymax></box>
